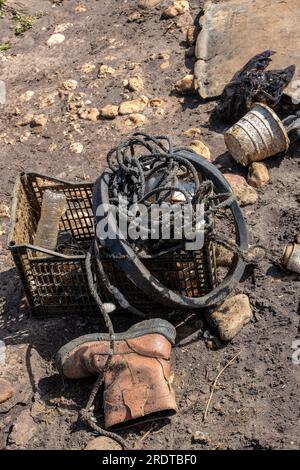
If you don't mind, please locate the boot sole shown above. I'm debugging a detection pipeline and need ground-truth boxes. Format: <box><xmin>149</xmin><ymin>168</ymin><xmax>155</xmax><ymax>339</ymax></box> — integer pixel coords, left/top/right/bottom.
<box><xmin>56</xmin><ymin>318</ymin><xmax>176</xmax><ymax>374</ymax></box>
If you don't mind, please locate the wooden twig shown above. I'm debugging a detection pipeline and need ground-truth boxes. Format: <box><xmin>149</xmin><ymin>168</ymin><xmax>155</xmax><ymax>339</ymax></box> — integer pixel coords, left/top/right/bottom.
<box><xmin>203</xmin><ymin>350</ymin><xmax>241</xmax><ymax>422</ymax></box>
<box><xmin>134</xmin><ymin>423</ymin><xmax>157</xmax><ymax>449</ymax></box>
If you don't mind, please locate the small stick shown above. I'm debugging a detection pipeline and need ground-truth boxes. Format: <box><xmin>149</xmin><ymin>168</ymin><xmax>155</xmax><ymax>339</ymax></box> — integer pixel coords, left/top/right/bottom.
<box><xmin>203</xmin><ymin>350</ymin><xmax>241</xmax><ymax>422</ymax></box>
<box><xmin>134</xmin><ymin>423</ymin><xmax>156</xmax><ymax>449</ymax></box>
<box><xmin>175</xmin><ymin>312</ymin><xmax>195</xmax><ymax>329</ymax></box>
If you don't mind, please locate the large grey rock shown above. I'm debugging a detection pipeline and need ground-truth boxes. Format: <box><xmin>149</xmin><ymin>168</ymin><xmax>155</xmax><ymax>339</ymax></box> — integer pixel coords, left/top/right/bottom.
<box><xmin>195</xmin><ymin>0</ymin><xmax>300</xmax><ymax>99</ymax></box>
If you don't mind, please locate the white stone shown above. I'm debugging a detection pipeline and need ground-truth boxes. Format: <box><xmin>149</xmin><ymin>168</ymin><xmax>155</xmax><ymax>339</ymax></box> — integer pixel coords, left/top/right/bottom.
<box><xmin>70</xmin><ymin>142</ymin><xmax>83</xmax><ymax>154</ymax></box>
<box><xmin>47</xmin><ymin>33</ymin><xmax>66</xmax><ymax>47</ymax></box>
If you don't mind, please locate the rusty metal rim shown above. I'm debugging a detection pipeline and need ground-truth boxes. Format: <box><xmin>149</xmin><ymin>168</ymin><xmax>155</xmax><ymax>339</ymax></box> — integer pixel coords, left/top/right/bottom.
<box><xmin>93</xmin><ymin>149</ymin><xmax>249</xmax><ymax>310</ymax></box>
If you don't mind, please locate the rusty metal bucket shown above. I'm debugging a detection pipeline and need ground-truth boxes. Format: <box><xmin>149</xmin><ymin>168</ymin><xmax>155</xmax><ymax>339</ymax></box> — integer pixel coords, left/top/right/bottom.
<box><xmin>224</xmin><ymin>103</ymin><xmax>290</xmax><ymax>166</ymax></box>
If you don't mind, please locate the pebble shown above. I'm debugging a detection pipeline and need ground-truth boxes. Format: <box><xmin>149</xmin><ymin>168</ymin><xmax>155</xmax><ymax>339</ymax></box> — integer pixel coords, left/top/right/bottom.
<box><xmin>163</xmin><ymin>1</ymin><xmax>190</xmax><ymax>18</ymax></box>
<box><xmin>37</xmin><ymin>91</ymin><xmax>58</xmax><ymax>109</ymax></box>
<box><xmin>30</xmin><ymin>401</ymin><xmax>47</xmax><ymax>418</ymax></box>
<box><xmin>98</xmin><ymin>64</ymin><xmax>116</xmax><ymax>77</ymax></box>
<box><xmin>206</xmin><ymin>294</ymin><xmax>253</xmax><ymax>342</ymax></box>
<box><xmin>125</xmin><ymin>113</ymin><xmax>146</xmax><ymax>128</ymax></box>
<box><xmin>81</xmin><ymin>63</ymin><xmax>96</xmax><ymax>74</ymax></box>
<box><xmin>54</xmin><ymin>23</ymin><xmax>73</xmax><ymax>33</ymax></box>
<box><xmin>192</xmin><ymin>430</ymin><xmax>210</xmax><ymax>445</ymax></box>
<box><xmin>0</xmin><ymin>205</ymin><xmax>10</xmax><ymax>219</ymax></box>
<box><xmin>119</xmin><ymin>96</ymin><xmax>149</xmax><ymax>115</ymax></box>
<box><xmin>128</xmin><ymin>11</ymin><xmax>143</xmax><ymax>22</ymax></box>
<box><xmin>47</xmin><ymin>33</ymin><xmax>65</xmax><ymax>47</ymax></box>
<box><xmin>0</xmin><ymin>225</ymin><xmax>7</xmax><ymax>235</ymax></box>
<box><xmin>48</xmin><ymin>143</ymin><xmax>57</xmax><ymax>152</ymax></box>
<box><xmin>0</xmin><ymin>378</ymin><xmax>14</xmax><ymax>404</ymax></box>
<box><xmin>184</xmin><ymin>128</ymin><xmax>201</xmax><ymax>138</ymax></box>
<box><xmin>138</xmin><ymin>0</ymin><xmax>163</xmax><ymax>8</ymax></box>
<box><xmin>19</xmin><ymin>90</ymin><xmax>35</xmax><ymax>102</ymax></box>
<box><xmin>213</xmin><ymin>402</ymin><xmax>222</xmax><ymax>412</ymax></box>
<box><xmin>176</xmin><ymin>11</ymin><xmax>194</xmax><ymax>33</ymax></box>
<box><xmin>215</xmin><ymin>243</ymin><xmax>234</xmax><ymax>267</ymax></box>
<box><xmin>175</xmin><ymin>74</ymin><xmax>194</xmax><ymax>94</ymax></box>
<box><xmin>296</xmin><ymin>234</ymin><xmax>300</xmax><ymax>244</ymax></box>
<box><xmin>125</xmin><ymin>75</ymin><xmax>144</xmax><ymax>92</ymax></box>
<box><xmin>84</xmin><ymin>436</ymin><xmax>122</xmax><ymax>450</ymax></box>
<box><xmin>32</xmin><ymin>114</ymin><xmax>48</xmax><ymax>127</ymax></box>
<box><xmin>16</xmin><ymin>114</ymin><xmax>34</xmax><ymax>126</ymax></box>
<box><xmin>247</xmin><ymin>162</ymin><xmax>269</xmax><ymax>188</ymax></box>
<box><xmin>189</xmin><ymin>140</ymin><xmax>211</xmax><ymax>160</ymax></box>
<box><xmin>150</xmin><ymin>98</ymin><xmax>164</xmax><ymax>108</ymax></box>
<box><xmin>100</xmin><ymin>104</ymin><xmax>119</xmax><ymax>119</ymax></box>
<box><xmin>160</xmin><ymin>60</ymin><xmax>170</xmax><ymax>70</ymax></box>
<box><xmin>224</xmin><ymin>173</ymin><xmax>258</xmax><ymax>206</ymax></box>
<box><xmin>186</xmin><ymin>26</ymin><xmax>197</xmax><ymax>46</ymax></box>
<box><xmin>63</xmin><ymin>79</ymin><xmax>78</xmax><ymax>91</ymax></box>
<box><xmin>70</xmin><ymin>142</ymin><xmax>83</xmax><ymax>154</ymax></box>
<box><xmin>79</xmin><ymin>107</ymin><xmax>99</xmax><ymax>122</ymax></box>
<box><xmin>75</xmin><ymin>4</ymin><xmax>87</xmax><ymax>13</ymax></box>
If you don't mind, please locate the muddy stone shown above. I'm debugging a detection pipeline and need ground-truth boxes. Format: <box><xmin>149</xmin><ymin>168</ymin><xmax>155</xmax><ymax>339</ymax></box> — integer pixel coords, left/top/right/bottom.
<box><xmin>75</xmin><ymin>4</ymin><xmax>87</xmax><ymax>13</ymax></box>
<box><xmin>160</xmin><ymin>60</ymin><xmax>170</xmax><ymax>71</ymax></box>
<box><xmin>98</xmin><ymin>65</ymin><xmax>116</xmax><ymax>77</ymax></box>
<box><xmin>206</xmin><ymin>294</ymin><xmax>253</xmax><ymax>342</ymax></box>
<box><xmin>192</xmin><ymin>430</ymin><xmax>210</xmax><ymax>445</ymax></box>
<box><xmin>8</xmin><ymin>409</ymin><xmax>37</xmax><ymax>447</ymax></box>
<box><xmin>0</xmin><ymin>378</ymin><xmax>14</xmax><ymax>404</ymax></box>
<box><xmin>63</xmin><ymin>79</ymin><xmax>78</xmax><ymax>91</ymax></box>
<box><xmin>125</xmin><ymin>113</ymin><xmax>146</xmax><ymax>128</ymax></box>
<box><xmin>0</xmin><ymin>204</ymin><xmax>10</xmax><ymax>218</ymax></box>
<box><xmin>184</xmin><ymin>128</ymin><xmax>201</xmax><ymax>138</ymax></box>
<box><xmin>16</xmin><ymin>114</ymin><xmax>34</xmax><ymax>126</ymax></box>
<box><xmin>19</xmin><ymin>90</ymin><xmax>34</xmax><ymax>102</ymax></box>
<box><xmin>100</xmin><ymin>104</ymin><xmax>119</xmax><ymax>119</ymax></box>
<box><xmin>247</xmin><ymin>162</ymin><xmax>270</xmax><ymax>188</ymax></box>
<box><xmin>84</xmin><ymin>436</ymin><xmax>122</xmax><ymax>450</ymax></box>
<box><xmin>224</xmin><ymin>174</ymin><xmax>258</xmax><ymax>206</ymax></box>
<box><xmin>125</xmin><ymin>75</ymin><xmax>144</xmax><ymax>92</ymax></box>
<box><xmin>215</xmin><ymin>244</ymin><xmax>234</xmax><ymax>268</ymax></box>
<box><xmin>138</xmin><ymin>0</ymin><xmax>163</xmax><ymax>8</ymax></box>
<box><xmin>32</xmin><ymin>114</ymin><xmax>48</xmax><ymax>127</ymax></box>
<box><xmin>163</xmin><ymin>1</ymin><xmax>190</xmax><ymax>19</ymax></box>
<box><xmin>186</xmin><ymin>26</ymin><xmax>197</xmax><ymax>46</ymax></box>
<box><xmin>69</xmin><ymin>142</ymin><xmax>83</xmax><ymax>154</ymax></box>
<box><xmin>189</xmin><ymin>140</ymin><xmax>211</xmax><ymax>160</ymax></box>
<box><xmin>79</xmin><ymin>108</ymin><xmax>99</xmax><ymax>122</ymax></box>
<box><xmin>175</xmin><ymin>74</ymin><xmax>194</xmax><ymax>94</ymax></box>
<box><xmin>47</xmin><ymin>33</ymin><xmax>66</xmax><ymax>47</ymax></box>
<box><xmin>119</xmin><ymin>96</ymin><xmax>148</xmax><ymax>115</ymax></box>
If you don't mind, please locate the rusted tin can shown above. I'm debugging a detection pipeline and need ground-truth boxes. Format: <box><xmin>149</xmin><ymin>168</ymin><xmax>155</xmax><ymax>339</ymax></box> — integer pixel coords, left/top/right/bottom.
<box><xmin>224</xmin><ymin>103</ymin><xmax>290</xmax><ymax>166</ymax></box>
<box><xmin>282</xmin><ymin>243</ymin><xmax>300</xmax><ymax>274</ymax></box>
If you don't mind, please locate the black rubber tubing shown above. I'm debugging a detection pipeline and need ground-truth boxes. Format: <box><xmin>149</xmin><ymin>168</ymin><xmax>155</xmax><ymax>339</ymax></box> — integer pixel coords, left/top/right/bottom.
<box><xmin>93</xmin><ymin>149</ymin><xmax>249</xmax><ymax>310</ymax></box>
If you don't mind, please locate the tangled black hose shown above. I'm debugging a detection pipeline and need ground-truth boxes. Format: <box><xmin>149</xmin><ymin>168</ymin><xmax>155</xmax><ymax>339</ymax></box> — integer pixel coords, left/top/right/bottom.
<box><xmin>104</xmin><ymin>132</ymin><xmax>233</xmax><ymax>257</ymax></box>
